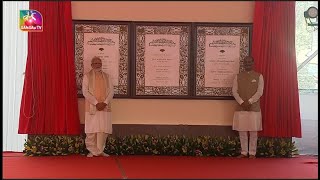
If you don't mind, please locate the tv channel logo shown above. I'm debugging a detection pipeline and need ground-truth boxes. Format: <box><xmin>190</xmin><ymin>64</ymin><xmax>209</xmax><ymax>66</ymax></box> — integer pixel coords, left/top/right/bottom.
<box><xmin>20</xmin><ymin>10</ymin><xmax>43</xmax><ymax>32</ymax></box>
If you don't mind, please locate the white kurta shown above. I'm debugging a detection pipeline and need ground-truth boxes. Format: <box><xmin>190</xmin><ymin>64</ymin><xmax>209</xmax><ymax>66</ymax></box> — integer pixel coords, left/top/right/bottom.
<box><xmin>232</xmin><ymin>73</ymin><xmax>264</xmax><ymax>131</ymax></box>
<box><xmin>82</xmin><ymin>73</ymin><xmax>114</xmax><ymax>134</ymax></box>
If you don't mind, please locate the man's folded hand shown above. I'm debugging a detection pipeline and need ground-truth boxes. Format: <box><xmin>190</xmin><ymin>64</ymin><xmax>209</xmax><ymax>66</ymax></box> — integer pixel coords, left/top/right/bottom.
<box><xmin>96</xmin><ymin>102</ymin><xmax>107</xmax><ymax>111</ymax></box>
<box><xmin>241</xmin><ymin>100</ymin><xmax>251</xmax><ymax>111</ymax></box>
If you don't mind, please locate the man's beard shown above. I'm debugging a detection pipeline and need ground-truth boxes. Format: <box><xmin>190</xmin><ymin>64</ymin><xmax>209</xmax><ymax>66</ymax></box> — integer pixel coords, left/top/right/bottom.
<box><xmin>94</xmin><ymin>68</ymin><xmax>102</xmax><ymax>72</ymax></box>
<box><xmin>245</xmin><ymin>65</ymin><xmax>253</xmax><ymax>71</ymax></box>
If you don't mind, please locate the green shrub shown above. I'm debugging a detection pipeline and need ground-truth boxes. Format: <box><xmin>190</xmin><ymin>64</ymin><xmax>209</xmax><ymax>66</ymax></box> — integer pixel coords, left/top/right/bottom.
<box><xmin>24</xmin><ymin>135</ymin><xmax>298</xmax><ymax>158</ymax></box>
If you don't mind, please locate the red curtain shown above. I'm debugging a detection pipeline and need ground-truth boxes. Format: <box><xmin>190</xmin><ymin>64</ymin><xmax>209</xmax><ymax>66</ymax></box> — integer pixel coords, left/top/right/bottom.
<box><xmin>18</xmin><ymin>1</ymin><xmax>80</xmax><ymax>135</ymax></box>
<box><xmin>252</xmin><ymin>1</ymin><xmax>301</xmax><ymax>138</ymax></box>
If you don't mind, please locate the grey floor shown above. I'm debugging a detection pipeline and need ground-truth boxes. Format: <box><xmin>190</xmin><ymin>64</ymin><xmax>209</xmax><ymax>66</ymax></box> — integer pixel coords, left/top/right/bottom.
<box><xmin>293</xmin><ymin>119</ymin><xmax>318</xmax><ymax>155</ymax></box>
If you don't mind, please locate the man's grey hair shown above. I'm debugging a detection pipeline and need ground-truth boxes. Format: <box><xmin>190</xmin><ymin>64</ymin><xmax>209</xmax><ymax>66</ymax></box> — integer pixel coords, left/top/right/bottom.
<box><xmin>91</xmin><ymin>56</ymin><xmax>102</xmax><ymax>63</ymax></box>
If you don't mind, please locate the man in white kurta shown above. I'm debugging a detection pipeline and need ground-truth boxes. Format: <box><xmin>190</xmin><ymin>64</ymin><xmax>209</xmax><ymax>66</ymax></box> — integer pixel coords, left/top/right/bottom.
<box><xmin>232</xmin><ymin>56</ymin><xmax>264</xmax><ymax>159</ymax></box>
<box><xmin>82</xmin><ymin>57</ymin><xmax>114</xmax><ymax>157</ymax></box>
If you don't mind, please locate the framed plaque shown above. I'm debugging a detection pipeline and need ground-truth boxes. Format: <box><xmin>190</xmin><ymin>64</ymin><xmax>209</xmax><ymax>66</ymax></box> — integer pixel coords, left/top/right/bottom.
<box><xmin>73</xmin><ymin>20</ymin><xmax>130</xmax><ymax>98</ymax></box>
<box><xmin>133</xmin><ymin>22</ymin><xmax>192</xmax><ymax>98</ymax></box>
<box><xmin>194</xmin><ymin>23</ymin><xmax>252</xmax><ymax>99</ymax></box>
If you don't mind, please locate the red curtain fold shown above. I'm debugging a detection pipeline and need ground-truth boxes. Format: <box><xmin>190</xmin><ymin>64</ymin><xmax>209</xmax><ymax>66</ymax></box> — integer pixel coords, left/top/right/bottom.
<box><xmin>18</xmin><ymin>1</ymin><xmax>80</xmax><ymax>135</ymax></box>
<box><xmin>252</xmin><ymin>1</ymin><xmax>302</xmax><ymax>138</ymax></box>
